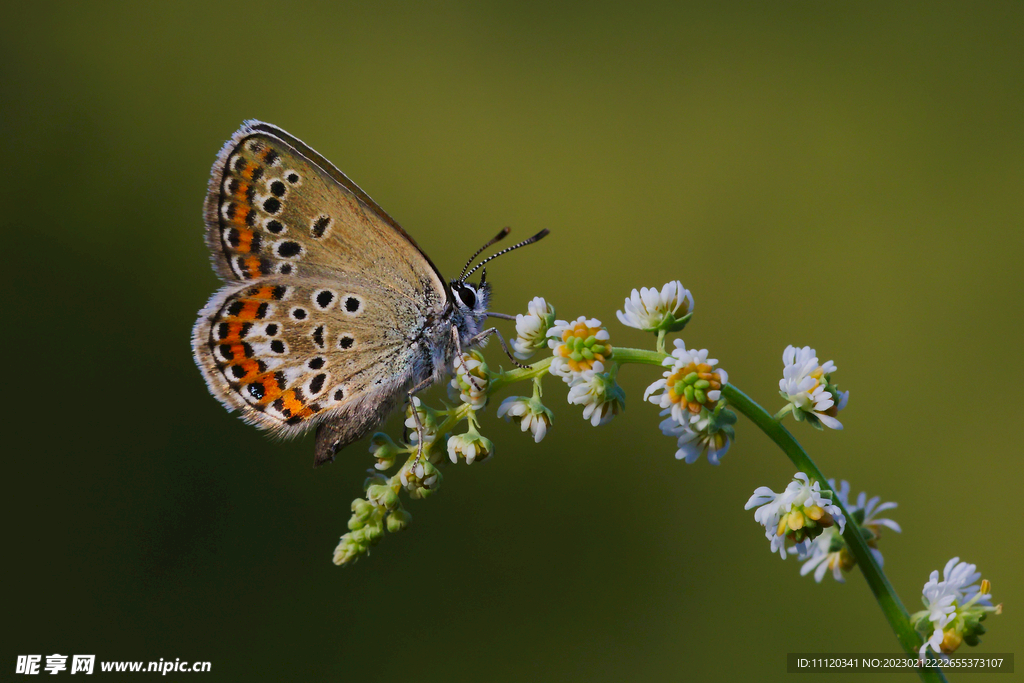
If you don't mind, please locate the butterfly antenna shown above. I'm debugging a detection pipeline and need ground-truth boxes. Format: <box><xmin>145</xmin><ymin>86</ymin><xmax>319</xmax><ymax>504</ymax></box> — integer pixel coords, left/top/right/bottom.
<box><xmin>462</xmin><ymin>229</ymin><xmax>550</xmax><ymax>281</ymax></box>
<box><xmin>459</xmin><ymin>227</ymin><xmax>511</xmax><ymax>280</ymax></box>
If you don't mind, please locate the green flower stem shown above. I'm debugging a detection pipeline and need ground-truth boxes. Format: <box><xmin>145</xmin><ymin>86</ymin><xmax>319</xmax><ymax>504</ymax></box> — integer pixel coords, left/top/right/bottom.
<box><xmin>612</xmin><ymin>346</ymin><xmax>945</xmax><ymax>683</ymax></box>
<box><xmin>656</xmin><ymin>329</ymin><xmax>668</xmax><ymax>354</ymax></box>
<box><xmin>488</xmin><ymin>356</ymin><xmax>553</xmax><ymax>394</ymax></box>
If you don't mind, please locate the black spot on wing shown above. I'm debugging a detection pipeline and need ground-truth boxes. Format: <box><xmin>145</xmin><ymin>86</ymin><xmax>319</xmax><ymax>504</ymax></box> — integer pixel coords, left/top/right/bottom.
<box><xmin>316</xmin><ymin>290</ymin><xmax>334</xmax><ymax>308</ymax></box>
<box><xmin>311</xmin><ymin>216</ymin><xmax>331</xmax><ymax>239</ymax></box>
<box><xmin>277</xmin><ymin>241</ymin><xmax>301</xmax><ymax>258</ymax></box>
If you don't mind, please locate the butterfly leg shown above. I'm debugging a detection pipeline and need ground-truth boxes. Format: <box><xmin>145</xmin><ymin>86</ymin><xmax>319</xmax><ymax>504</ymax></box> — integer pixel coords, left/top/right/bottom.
<box><xmin>470</xmin><ymin>327</ymin><xmax>530</xmax><ymax>370</ymax></box>
<box><xmin>452</xmin><ymin>325</ymin><xmax>486</xmax><ymax>394</ymax></box>
<box><xmin>406</xmin><ymin>375</ymin><xmax>435</xmax><ymax>470</ymax></box>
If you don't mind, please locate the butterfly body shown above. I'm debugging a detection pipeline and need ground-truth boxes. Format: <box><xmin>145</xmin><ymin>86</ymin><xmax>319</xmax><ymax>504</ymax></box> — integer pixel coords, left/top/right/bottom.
<box><xmin>192</xmin><ymin>121</ymin><xmax>497</xmax><ymax>466</ymax></box>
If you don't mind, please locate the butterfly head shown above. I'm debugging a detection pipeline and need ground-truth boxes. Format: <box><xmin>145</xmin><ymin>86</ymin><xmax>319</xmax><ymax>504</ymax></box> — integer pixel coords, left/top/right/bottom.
<box><xmin>450</xmin><ymin>227</ymin><xmax>550</xmax><ymax>343</ymax></box>
<box><xmin>451</xmin><ymin>277</ymin><xmax>491</xmax><ymax>313</ymax></box>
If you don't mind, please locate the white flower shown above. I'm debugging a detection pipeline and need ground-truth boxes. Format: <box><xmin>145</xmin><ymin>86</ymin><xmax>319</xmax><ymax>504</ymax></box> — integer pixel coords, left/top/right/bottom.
<box><xmin>547</xmin><ymin>316</ymin><xmax>612</xmax><ymax>383</ymax></box>
<box><xmin>399</xmin><ymin>460</ymin><xmax>441</xmax><ymax>499</ymax></box>
<box><xmin>449</xmin><ymin>351</ymin><xmax>489</xmax><ymax>410</ymax></box>
<box><xmin>404</xmin><ymin>397</ymin><xmax>439</xmax><ymax>446</ymax></box>
<box><xmin>658</xmin><ymin>408</ymin><xmax>734</xmax><ymax>464</ymax></box>
<box><xmin>745</xmin><ymin>473</ymin><xmax>846</xmax><ymax>560</ymax></box>
<box><xmin>644</xmin><ymin>339</ymin><xmax>727</xmax><ymax>427</ymax></box>
<box><xmin>921</xmin><ymin>572</ymin><xmax>960</xmax><ymax>629</ymax></box>
<box><xmin>779</xmin><ymin>345</ymin><xmax>847</xmax><ymax>430</ymax></box>
<box><xmin>566</xmin><ymin>361</ymin><xmax>625</xmax><ymax>426</ymax></box>
<box><xmin>935</xmin><ymin>557</ymin><xmax>988</xmax><ymax>605</ymax></box>
<box><xmin>512</xmin><ymin>297</ymin><xmax>555</xmax><ymax>360</ymax></box>
<box><xmin>446</xmin><ymin>429</ymin><xmax>494</xmax><ymax>465</ymax></box>
<box><xmin>914</xmin><ymin>558</ymin><xmax>999</xmax><ymax>661</ymax></box>
<box><xmin>797</xmin><ymin>480</ymin><xmax>900</xmax><ymax>582</ymax></box>
<box><xmin>616</xmin><ymin>281</ymin><xmax>694</xmax><ymax>332</ymax></box>
<box><xmin>497</xmin><ymin>395</ymin><xmax>554</xmax><ymax>443</ymax></box>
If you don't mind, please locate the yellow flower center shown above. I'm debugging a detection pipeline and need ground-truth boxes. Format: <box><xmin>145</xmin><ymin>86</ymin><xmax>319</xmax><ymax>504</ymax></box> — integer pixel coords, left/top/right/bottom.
<box><xmin>940</xmin><ymin>629</ymin><xmax>963</xmax><ymax>654</ymax></box>
<box><xmin>826</xmin><ymin>547</ymin><xmax>857</xmax><ymax>573</ymax></box>
<box><xmin>666</xmin><ymin>362</ymin><xmax>723</xmax><ymax>414</ymax></box>
<box><xmin>555</xmin><ymin>322</ymin><xmax>610</xmax><ymax>373</ymax></box>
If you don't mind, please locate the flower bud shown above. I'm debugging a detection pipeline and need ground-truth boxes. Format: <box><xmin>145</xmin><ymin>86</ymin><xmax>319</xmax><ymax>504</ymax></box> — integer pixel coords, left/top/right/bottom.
<box><xmin>387</xmin><ymin>507</ymin><xmax>412</xmax><ymax>533</ymax></box>
<box><xmin>369</xmin><ymin>432</ymin><xmax>400</xmax><ymax>471</ymax></box>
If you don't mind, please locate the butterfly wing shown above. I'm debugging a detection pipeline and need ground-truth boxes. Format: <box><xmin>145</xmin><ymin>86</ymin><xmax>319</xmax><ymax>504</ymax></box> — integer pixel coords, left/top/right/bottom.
<box><xmin>193</xmin><ymin>279</ymin><xmax>426</xmax><ymax>459</ymax></box>
<box><xmin>193</xmin><ymin>122</ymin><xmax>451</xmax><ymax>464</ymax></box>
<box><xmin>202</xmin><ymin>120</ymin><xmax>448</xmax><ymax>299</ymax></box>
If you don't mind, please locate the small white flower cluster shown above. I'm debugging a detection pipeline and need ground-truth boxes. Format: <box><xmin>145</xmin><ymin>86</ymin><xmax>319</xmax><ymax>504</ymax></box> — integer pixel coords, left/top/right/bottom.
<box><xmin>446</xmin><ymin>428</ymin><xmax>494</xmax><ymax>465</ymax></box>
<box><xmin>915</xmin><ymin>558</ymin><xmax>999</xmax><ymax>660</ymax></box>
<box><xmin>567</xmin><ymin>361</ymin><xmax>625</xmax><ymax>427</ymax></box>
<box><xmin>779</xmin><ymin>345</ymin><xmax>848</xmax><ymax>430</ymax></box>
<box><xmin>497</xmin><ymin>395</ymin><xmax>554</xmax><ymax>443</ymax></box>
<box><xmin>797</xmin><ymin>480</ymin><xmax>900</xmax><ymax>582</ymax></box>
<box><xmin>398</xmin><ymin>459</ymin><xmax>441</xmax><ymax>500</ymax></box>
<box><xmin>512</xmin><ymin>297</ymin><xmax>555</xmax><ymax>360</ymax></box>
<box><xmin>745</xmin><ymin>473</ymin><xmax>846</xmax><ymax>559</ymax></box>
<box><xmin>449</xmin><ymin>351</ymin><xmax>490</xmax><ymax>411</ymax></box>
<box><xmin>616</xmin><ymin>281</ymin><xmax>693</xmax><ymax>333</ymax></box>
<box><xmin>645</xmin><ymin>339</ymin><xmax>732</xmax><ymax>464</ymax></box>
<box><xmin>545</xmin><ymin>315</ymin><xmax>625</xmax><ymax>426</ymax></box>
<box><xmin>404</xmin><ymin>397</ymin><xmax>439</xmax><ymax>448</ymax></box>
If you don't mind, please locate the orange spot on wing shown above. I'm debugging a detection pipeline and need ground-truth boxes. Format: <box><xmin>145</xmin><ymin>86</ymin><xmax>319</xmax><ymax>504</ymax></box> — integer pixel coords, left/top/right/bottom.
<box><xmin>244</xmin><ymin>256</ymin><xmax>262</xmax><ymax>279</ymax></box>
<box><xmin>280</xmin><ymin>390</ymin><xmax>314</xmax><ymax>419</ymax></box>
<box><xmin>232</xmin><ymin>300</ymin><xmax>263</xmax><ymax>320</ymax></box>
<box><xmin>220</xmin><ymin>322</ymin><xmax>246</xmax><ymax>343</ymax></box>
<box><xmin>231</xmin><ymin>209</ymin><xmax>252</xmax><ymax>226</ymax></box>
<box><xmin>250</xmin><ymin>286</ymin><xmax>275</xmax><ymax>299</ymax></box>
<box><xmin>241</xmin><ymin>162</ymin><xmax>260</xmax><ymax>180</ymax></box>
<box><xmin>254</xmin><ymin>373</ymin><xmax>283</xmax><ymax>404</ymax></box>
<box><xmin>234</xmin><ymin>229</ymin><xmax>254</xmax><ymax>253</ymax></box>
<box><xmin>229</xmin><ymin>358</ymin><xmax>260</xmax><ymax>382</ymax></box>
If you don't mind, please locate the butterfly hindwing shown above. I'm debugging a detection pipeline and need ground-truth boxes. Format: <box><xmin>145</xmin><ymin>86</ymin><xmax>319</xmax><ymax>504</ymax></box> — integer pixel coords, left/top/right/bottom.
<box><xmin>193</xmin><ymin>278</ymin><xmax>426</xmax><ymax>439</ymax></box>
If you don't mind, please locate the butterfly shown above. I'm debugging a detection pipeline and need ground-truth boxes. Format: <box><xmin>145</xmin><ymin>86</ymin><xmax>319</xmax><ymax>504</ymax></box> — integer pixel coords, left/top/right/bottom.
<box><xmin>192</xmin><ymin>121</ymin><xmax>548</xmax><ymax>467</ymax></box>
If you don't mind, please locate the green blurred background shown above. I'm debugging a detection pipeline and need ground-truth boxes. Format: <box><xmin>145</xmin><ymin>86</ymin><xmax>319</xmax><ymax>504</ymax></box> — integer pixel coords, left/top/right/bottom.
<box><xmin>3</xmin><ymin>2</ymin><xmax>1021</xmax><ymax>681</ymax></box>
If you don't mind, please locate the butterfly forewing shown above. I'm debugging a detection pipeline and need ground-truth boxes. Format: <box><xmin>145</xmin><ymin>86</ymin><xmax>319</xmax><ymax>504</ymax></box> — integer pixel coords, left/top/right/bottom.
<box><xmin>204</xmin><ymin>121</ymin><xmax>447</xmax><ymax>302</ymax></box>
<box><xmin>194</xmin><ymin>121</ymin><xmax>452</xmax><ymax>453</ymax></box>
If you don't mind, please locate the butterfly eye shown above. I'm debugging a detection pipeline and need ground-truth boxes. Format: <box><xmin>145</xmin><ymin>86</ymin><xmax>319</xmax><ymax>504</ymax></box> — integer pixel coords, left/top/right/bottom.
<box><xmin>457</xmin><ymin>285</ymin><xmax>476</xmax><ymax>309</ymax></box>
